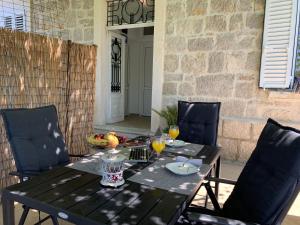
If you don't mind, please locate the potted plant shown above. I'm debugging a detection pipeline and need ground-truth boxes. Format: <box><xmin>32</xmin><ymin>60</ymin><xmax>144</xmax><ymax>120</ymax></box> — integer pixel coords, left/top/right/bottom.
<box><xmin>152</xmin><ymin>105</ymin><xmax>178</xmax><ymax>133</ymax></box>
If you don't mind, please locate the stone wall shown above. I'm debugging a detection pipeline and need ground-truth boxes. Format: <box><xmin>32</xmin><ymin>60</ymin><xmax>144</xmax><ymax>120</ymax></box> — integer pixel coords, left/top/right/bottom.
<box><xmin>163</xmin><ymin>0</ymin><xmax>300</xmax><ymax>162</ymax></box>
<box><xmin>31</xmin><ymin>0</ymin><xmax>94</xmax><ymax>44</ymax></box>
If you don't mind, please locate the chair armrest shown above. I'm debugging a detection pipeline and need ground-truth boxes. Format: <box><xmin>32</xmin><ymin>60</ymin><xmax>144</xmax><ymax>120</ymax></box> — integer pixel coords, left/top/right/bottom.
<box><xmin>205</xmin><ymin>177</ymin><xmax>237</xmax><ymax>185</ymax></box>
<box><xmin>69</xmin><ymin>154</ymin><xmax>92</xmax><ymax>158</ymax></box>
<box><xmin>185</xmin><ymin>212</ymin><xmax>259</xmax><ymax>225</ymax></box>
<box><xmin>9</xmin><ymin>171</ymin><xmax>22</xmax><ymax>177</ymax></box>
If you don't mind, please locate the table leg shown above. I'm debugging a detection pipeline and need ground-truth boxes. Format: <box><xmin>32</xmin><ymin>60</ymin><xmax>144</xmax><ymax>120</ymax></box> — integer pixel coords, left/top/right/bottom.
<box><xmin>2</xmin><ymin>194</ymin><xmax>15</xmax><ymax>225</ymax></box>
<box><xmin>214</xmin><ymin>156</ymin><xmax>221</xmax><ymax>200</ymax></box>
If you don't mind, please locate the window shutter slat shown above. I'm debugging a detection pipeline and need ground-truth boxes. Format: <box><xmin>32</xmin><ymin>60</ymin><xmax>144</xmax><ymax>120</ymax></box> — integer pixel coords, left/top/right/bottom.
<box><xmin>4</xmin><ymin>16</ymin><xmax>12</xmax><ymax>29</ymax></box>
<box><xmin>260</xmin><ymin>0</ymin><xmax>300</xmax><ymax>88</ymax></box>
<box><xmin>15</xmin><ymin>14</ymin><xmax>25</xmax><ymax>31</ymax></box>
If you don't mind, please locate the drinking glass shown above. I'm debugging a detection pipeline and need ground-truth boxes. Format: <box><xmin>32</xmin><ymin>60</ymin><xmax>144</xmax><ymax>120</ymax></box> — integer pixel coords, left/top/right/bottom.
<box><xmin>152</xmin><ymin>137</ymin><xmax>166</xmax><ymax>158</ymax></box>
<box><xmin>169</xmin><ymin>125</ymin><xmax>179</xmax><ymax>141</ymax></box>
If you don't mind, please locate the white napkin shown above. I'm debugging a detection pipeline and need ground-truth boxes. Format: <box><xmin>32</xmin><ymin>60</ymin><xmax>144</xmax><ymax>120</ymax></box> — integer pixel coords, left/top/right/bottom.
<box><xmin>176</xmin><ymin>156</ymin><xmax>202</xmax><ymax>167</ymax></box>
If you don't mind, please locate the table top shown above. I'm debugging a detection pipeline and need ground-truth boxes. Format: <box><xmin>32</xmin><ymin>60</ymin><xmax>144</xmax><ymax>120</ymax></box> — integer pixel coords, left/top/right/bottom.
<box><xmin>3</xmin><ymin>145</ymin><xmax>221</xmax><ymax>225</ymax></box>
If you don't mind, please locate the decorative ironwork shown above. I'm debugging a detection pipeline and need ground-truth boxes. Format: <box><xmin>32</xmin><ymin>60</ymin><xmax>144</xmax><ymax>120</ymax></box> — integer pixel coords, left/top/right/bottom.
<box><xmin>111</xmin><ymin>37</ymin><xmax>122</xmax><ymax>93</ymax></box>
<box><xmin>107</xmin><ymin>0</ymin><xmax>155</xmax><ymax>26</ymax></box>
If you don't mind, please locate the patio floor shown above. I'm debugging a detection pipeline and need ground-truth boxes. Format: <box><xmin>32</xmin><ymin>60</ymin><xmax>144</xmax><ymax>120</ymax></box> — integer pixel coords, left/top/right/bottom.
<box><xmin>0</xmin><ymin>160</ymin><xmax>299</xmax><ymax>225</ymax></box>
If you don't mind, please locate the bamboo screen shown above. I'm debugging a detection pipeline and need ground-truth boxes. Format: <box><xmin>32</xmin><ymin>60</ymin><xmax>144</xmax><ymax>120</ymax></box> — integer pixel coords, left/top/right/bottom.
<box><xmin>0</xmin><ymin>28</ymin><xmax>96</xmax><ymax>189</ymax></box>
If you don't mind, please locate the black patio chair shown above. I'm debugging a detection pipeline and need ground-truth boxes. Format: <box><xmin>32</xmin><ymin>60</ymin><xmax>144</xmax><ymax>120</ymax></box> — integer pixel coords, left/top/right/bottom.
<box><xmin>177</xmin><ymin>101</ymin><xmax>221</xmax><ymax>146</ymax></box>
<box><xmin>177</xmin><ymin>118</ymin><xmax>300</xmax><ymax>225</ymax></box>
<box><xmin>1</xmin><ymin>105</ymin><xmax>86</xmax><ymax>225</ymax></box>
<box><xmin>177</xmin><ymin>101</ymin><xmax>221</xmax><ymax>205</ymax></box>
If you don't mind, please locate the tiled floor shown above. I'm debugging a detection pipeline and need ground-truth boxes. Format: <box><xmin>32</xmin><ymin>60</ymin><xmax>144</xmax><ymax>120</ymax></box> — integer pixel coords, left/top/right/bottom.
<box><xmin>0</xmin><ymin>160</ymin><xmax>299</xmax><ymax>225</ymax></box>
<box><xmin>108</xmin><ymin>114</ymin><xmax>151</xmax><ymax>130</ymax></box>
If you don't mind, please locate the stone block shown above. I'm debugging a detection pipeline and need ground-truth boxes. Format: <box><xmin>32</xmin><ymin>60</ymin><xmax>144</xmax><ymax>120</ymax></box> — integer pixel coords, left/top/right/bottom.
<box><xmin>238</xmin><ymin>0</ymin><xmax>254</xmax><ymax>12</ymax></box>
<box><xmin>84</xmin><ymin>28</ymin><xmax>93</xmax><ymax>41</ymax></box>
<box><xmin>221</xmin><ymin>100</ymin><xmax>246</xmax><ymax>117</ymax></box>
<box><xmin>246</xmin><ymin>13</ymin><xmax>264</xmax><ymax>29</ymax></box>
<box><xmin>254</xmin><ymin>0</ymin><xmax>265</xmax><ymax>12</ymax></box>
<box><xmin>239</xmin><ymin>141</ymin><xmax>256</xmax><ymax>162</ymax></box>
<box><xmin>66</xmin><ymin>11</ymin><xmax>76</xmax><ymax>28</ymax></box>
<box><xmin>164</xmin><ymin>55</ymin><xmax>179</xmax><ymax>73</ymax></box>
<box><xmin>162</xmin><ymin>96</ymin><xmax>179</xmax><ymax>107</ymax></box>
<box><xmin>79</xmin><ymin>19</ymin><xmax>93</xmax><ymax>27</ymax></box>
<box><xmin>237</xmin><ymin>73</ymin><xmax>256</xmax><ymax>81</ymax></box>
<box><xmin>83</xmin><ymin>0</ymin><xmax>93</xmax><ymax>9</ymax></box>
<box><xmin>187</xmin><ymin>0</ymin><xmax>208</xmax><ymax>16</ymax></box>
<box><xmin>223</xmin><ymin>120</ymin><xmax>251</xmax><ymax>139</ymax></box>
<box><xmin>225</xmin><ymin>52</ymin><xmax>246</xmax><ymax>73</ymax></box>
<box><xmin>245</xmin><ymin>51</ymin><xmax>261</xmax><ymax>71</ymax></box>
<box><xmin>216</xmin><ymin>33</ymin><xmax>236</xmax><ymax>50</ymax></box>
<box><xmin>211</xmin><ymin>0</ymin><xmax>237</xmax><ymax>13</ymax></box>
<box><xmin>238</xmin><ymin>36</ymin><xmax>255</xmax><ymax>49</ymax></box>
<box><xmin>73</xmin><ymin>29</ymin><xmax>83</xmax><ymax>42</ymax></box>
<box><xmin>165</xmin><ymin>74</ymin><xmax>183</xmax><ymax>82</ymax></box>
<box><xmin>188</xmin><ymin>37</ymin><xmax>214</xmax><ymax>51</ymax></box>
<box><xmin>235</xmin><ymin>81</ymin><xmax>255</xmax><ymax>99</ymax></box>
<box><xmin>166</xmin><ymin>37</ymin><xmax>186</xmax><ymax>53</ymax></box>
<box><xmin>208</xmin><ymin>52</ymin><xmax>224</xmax><ymax>73</ymax></box>
<box><xmin>167</xmin><ymin>2</ymin><xmax>184</xmax><ymax>21</ymax></box>
<box><xmin>179</xmin><ymin>83</ymin><xmax>194</xmax><ymax>96</ymax></box>
<box><xmin>71</xmin><ymin>0</ymin><xmax>82</xmax><ymax>9</ymax></box>
<box><xmin>61</xmin><ymin>0</ymin><xmax>70</xmax><ymax>10</ymax></box>
<box><xmin>166</xmin><ymin>22</ymin><xmax>175</xmax><ymax>35</ymax></box>
<box><xmin>251</xmin><ymin>122</ymin><xmax>266</xmax><ymax>140</ymax></box>
<box><xmin>196</xmin><ymin>74</ymin><xmax>235</xmax><ymax>97</ymax></box>
<box><xmin>77</xmin><ymin>10</ymin><xmax>85</xmax><ymax>19</ymax></box>
<box><xmin>229</xmin><ymin>14</ymin><xmax>243</xmax><ymax>31</ymax></box>
<box><xmin>206</xmin><ymin>15</ymin><xmax>227</xmax><ymax>32</ymax></box>
<box><xmin>176</xmin><ymin>19</ymin><xmax>203</xmax><ymax>36</ymax></box>
<box><xmin>181</xmin><ymin>53</ymin><xmax>206</xmax><ymax>75</ymax></box>
<box><xmin>218</xmin><ymin>137</ymin><xmax>239</xmax><ymax>160</ymax></box>
<box><xmin>218</xmin><ymin>119</ymin><xmax>223</xmax><ymax>136</ymax></box>
<box><xmin>163</xmin><ymin>82</ymin><xmax>178</xmax><ymax>96</ymax></box>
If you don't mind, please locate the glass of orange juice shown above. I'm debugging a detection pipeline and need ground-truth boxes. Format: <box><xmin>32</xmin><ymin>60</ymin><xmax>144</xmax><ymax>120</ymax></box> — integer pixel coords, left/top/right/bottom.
<box><xmin>152</xmin><ymin>137</ymin><xmax>166</xmax><ymax>158</ymax></box>
<box><xmin>169</xmin><ymin>125</ymin><xmax>179</xmax><ymax>141</ymax></box>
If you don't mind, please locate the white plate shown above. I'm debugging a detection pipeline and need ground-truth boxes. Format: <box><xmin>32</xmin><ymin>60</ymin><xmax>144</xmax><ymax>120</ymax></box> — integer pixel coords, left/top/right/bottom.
<box><xmin>165</xmin><ymin>162</ymin><xmax>198</xmax><ymax>175</ymax></box>
<box><xmin>166</xmin><ymin>140</ymin><xmax>186</xmax><ymax>148</ymax></box>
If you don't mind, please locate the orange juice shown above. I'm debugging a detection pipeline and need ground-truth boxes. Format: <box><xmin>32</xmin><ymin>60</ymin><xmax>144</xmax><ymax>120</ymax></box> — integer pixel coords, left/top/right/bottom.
<box><xmin>169</xmin><ymin>128</ymin><xmax>179</xmax><ymax>140</ymax></box>
<box><xmin>152</xmin><ymin>140</ymin><xmax>166</xmax><ymax>155</ymax></box>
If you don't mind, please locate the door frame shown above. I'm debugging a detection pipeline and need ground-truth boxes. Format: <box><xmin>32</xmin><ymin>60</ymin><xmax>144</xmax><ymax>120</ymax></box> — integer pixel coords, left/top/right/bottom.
<box><xmin>106</xmin><ymin>31</ymin><xmax>126</xmax><ymax>123</ymax></box>
<box><xmin>93</xmin><ymin>0</ymin><xmax>167</xmax><ymax>131</ymax></box>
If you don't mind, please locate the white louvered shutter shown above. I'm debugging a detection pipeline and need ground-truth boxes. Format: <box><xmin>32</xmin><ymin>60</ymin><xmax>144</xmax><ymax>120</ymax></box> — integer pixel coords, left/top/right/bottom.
<box><xmin>4</xmin><ymin>16</ymin><xmax>13</xmax><ymax>29</ymax></box>
<box><xmin>15</xmin><ymin>14</ymin><xmax>25</xmax><ymax>31</ymax></box>
<box><xmin>260</xmin><ymin>0</ymin><xmax>300</xmax><ymax>88</ymax></box>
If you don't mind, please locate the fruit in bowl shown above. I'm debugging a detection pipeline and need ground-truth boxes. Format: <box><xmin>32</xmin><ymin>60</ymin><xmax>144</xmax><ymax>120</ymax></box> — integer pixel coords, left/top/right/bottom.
<box><xmin>87</xmin><ymin>135</ymin><xmax>109</xmax><ymax>148</ymax></box>
<box><xmin>87</xmin><ymin>132</ymin><xmax>127</xmax><ymax>148</ymax></box>
<box><xmin>104</xmin><ymin>132</ymin><xmax>119</xmax><ymax>148</ymax></box>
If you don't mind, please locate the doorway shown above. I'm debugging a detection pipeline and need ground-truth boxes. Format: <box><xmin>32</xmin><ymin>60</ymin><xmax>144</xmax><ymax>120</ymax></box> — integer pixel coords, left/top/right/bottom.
<box><xmin>107</xmin><ymin>27</ymin><xmax>154</xmax><ymax>132</ymax></box>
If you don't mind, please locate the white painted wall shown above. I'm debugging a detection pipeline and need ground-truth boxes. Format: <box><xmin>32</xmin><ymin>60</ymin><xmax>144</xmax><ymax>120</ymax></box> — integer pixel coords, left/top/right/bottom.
<box><xmin>93</xmin><ymin>0</ymin><xmax>108</xmax><ymax>128</ymax></box>
<box><xmin>151</xmin><ymin>0</ymin><xmax>166</xmax><ymax>132</ymax></box>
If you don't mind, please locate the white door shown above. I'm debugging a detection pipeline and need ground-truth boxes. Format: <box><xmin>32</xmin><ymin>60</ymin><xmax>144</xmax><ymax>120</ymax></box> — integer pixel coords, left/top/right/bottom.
<box><xmin>107</xmin><ymin>33</ymin><xmax>126</xmax><ymax>123</ymax></box>
<box><xmin>139</xmin><ymin>41</ymin><xmax>153</xmax><ymax>116</ymax></box>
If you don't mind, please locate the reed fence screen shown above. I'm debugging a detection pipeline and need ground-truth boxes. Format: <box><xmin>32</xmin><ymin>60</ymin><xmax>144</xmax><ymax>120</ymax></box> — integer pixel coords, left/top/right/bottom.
<box><xmin>0</xmin><ymin>28</ymin><xmax>97</xmax><ymax>189</ymax></box>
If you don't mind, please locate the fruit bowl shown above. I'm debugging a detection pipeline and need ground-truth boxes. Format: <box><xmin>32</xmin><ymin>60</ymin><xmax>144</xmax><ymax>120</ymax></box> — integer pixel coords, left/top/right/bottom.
<box><xmin>87</xmin><ymin>133</ymin><xmax>127</xmax><ymax>149</ymax></box>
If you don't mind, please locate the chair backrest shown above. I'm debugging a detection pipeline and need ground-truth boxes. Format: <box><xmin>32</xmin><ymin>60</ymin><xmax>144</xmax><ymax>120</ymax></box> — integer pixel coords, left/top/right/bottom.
<box><xmin>177</xmin><ymin>101</ymin><xmax>221</xmax><ymax>146</ymax></box>
<box><xmin>222</xmin><ymin>119</ymin><xmax>300</xmax><ymax>225</ymax></box>
<box><xmin>1</xmin><ymin>105</ymin><xmax>70</xmax><ymax>174</ymax></box>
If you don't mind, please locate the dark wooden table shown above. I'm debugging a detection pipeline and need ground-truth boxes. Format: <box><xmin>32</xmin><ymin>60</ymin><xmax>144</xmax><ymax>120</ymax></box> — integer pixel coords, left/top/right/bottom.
<box><xmin>2</xmin><ymin>145</ymin><xmax>221</xmax><ymax>225</ymax></box>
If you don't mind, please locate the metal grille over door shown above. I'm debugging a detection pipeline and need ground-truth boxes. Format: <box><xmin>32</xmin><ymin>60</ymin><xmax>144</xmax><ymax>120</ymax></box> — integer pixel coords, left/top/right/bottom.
<box><xmin>107</xmin><ymin>0</ymin><xmax>155</xmax><ymax>26</ymax></box>
<box><xmin>111</xmin><ymin>37</ymin><xmax>122</xmax><ymax>93</ymax></box>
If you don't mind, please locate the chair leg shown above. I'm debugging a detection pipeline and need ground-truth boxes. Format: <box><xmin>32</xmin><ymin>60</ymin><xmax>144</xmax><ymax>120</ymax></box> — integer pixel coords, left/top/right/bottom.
<box><xmin>18</xmin><ymin>206</ymin><xmax>30</xmax><ymax>225</ymax></box>
<box><xmin>51</xmin><ymin>216</ymin><xmax>59</xmax><ymax>225</ymax></box>
<box><xmin>204</xmin><ymin>182</ymin><xmax>221</xmax><ymax>212</ymax></box>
